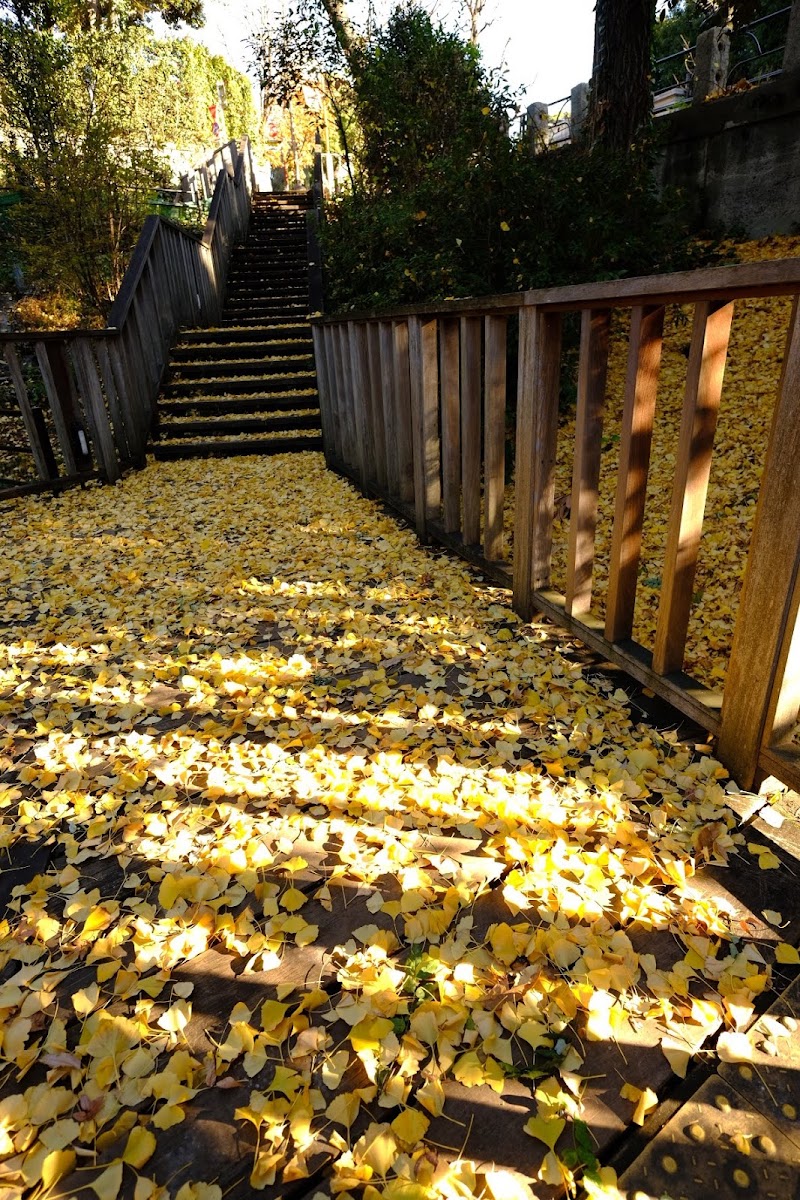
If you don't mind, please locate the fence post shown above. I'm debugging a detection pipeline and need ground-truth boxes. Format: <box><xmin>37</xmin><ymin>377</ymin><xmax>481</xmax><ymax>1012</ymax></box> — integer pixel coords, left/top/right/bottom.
<box><xmin>717</xmin><ymin>301</ymin><xmax>800</xmax><ymax>787</ymax></box>
<box><xmin>693</xmin><ymin>27</ymin><xmax>731</xmax><ymax>102</ymax></box>
<box><xmin>526</xmin><ymin>103</ymin><xmax>549</xmax><ymax>149</ymax></box>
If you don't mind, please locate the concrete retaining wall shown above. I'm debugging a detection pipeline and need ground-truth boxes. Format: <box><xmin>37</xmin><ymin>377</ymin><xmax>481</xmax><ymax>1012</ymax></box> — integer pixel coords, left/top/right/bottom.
<box><xmin>657</xmin><ymin>68</ymin><xmax>800</xmax><ymax>237</ymax></box>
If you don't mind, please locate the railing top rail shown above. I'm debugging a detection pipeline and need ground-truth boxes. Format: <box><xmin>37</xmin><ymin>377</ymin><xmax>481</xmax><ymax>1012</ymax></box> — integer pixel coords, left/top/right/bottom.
<box><xmin>312</xmin><ymin>254</ymin><xmax>800</xmax><ymax>325</ymax></box>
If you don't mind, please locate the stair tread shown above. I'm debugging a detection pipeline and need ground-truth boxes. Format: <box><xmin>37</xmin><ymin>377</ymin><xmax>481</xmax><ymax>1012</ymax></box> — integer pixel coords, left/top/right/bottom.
<box><xmin>151</xmin><ymin>435</ymin><xmax>323</xmax><ymax>459</ymax></box>
<box><xmin>155</xmin><ymin>193</ymin><xmax>319</xmax><ymax>457</ymax></box>
<box><xmin>158</xmin><ymin>413</ymin><xmax>321</xmax><ymax>435</ymax></box>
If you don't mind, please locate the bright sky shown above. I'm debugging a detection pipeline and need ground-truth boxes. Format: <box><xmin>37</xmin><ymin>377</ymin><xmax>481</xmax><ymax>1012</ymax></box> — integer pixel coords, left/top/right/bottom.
<box><xmin>176</xmin><ymin>0</ymin><xmax>597</xmax><ymax>114</ymax></box>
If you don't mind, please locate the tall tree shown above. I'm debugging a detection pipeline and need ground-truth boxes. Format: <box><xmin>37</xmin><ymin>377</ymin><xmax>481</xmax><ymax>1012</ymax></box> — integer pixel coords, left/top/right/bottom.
<box><xmin>0</xmin><ymin>0</ymin><xmax>203</xmax><ymax>31</ymax></box>
<box><xmin>589</xmin><ymin>0</ymin><xmax>656</xmax><ymax>149</ymax></box>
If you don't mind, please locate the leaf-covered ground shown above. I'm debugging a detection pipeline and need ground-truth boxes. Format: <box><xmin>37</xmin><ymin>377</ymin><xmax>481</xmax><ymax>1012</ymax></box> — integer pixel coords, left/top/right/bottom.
<box><xmin>1</xmin><ymin>452</ymin><xmax>796</xmax><ymax>1200</ymax></box>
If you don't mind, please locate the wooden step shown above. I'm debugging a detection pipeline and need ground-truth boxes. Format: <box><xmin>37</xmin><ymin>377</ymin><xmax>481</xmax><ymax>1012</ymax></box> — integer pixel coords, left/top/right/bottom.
<box><xmin>176</xmin><ymin>323</ymin><xmax>310</xmax><ymax>345</ymax></box>
<box><xmin>172</xmin><ymin>339</ymin><xmax>312</xmax><ymax>361</ymax></box>
<box><xmin>163</xmin><ymin>373</ymin><xmax>317</xmax><ymax>398</ymax></box>
<box><xmin>160</xmin><ymin>393</ymin><xmax>318</xmax><ymax>416</ymax></box>
<box><xmin>152</xmin><ymin>435</ymin><xmax>323</xmax><ymax>460</ymax></box>
<box><xmin>170</xmin><ymin>356</ymin><xmax>314</xmax><ymax>379</ymax></box>
<box><xmin>156</xmin><ymin>412</ymin><xmax>321</xmax><ymax>437</ymax></box>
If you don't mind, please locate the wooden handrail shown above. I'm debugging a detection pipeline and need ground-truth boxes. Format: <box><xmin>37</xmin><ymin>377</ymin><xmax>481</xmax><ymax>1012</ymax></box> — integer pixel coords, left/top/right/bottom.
<box><xmin>313</xmin><ymin>257</ymin><xmax>800</xmax><ymax>798</ymax></box>
<box><xmin>1</xmin><ymin>136</ymin><xmax>255</xmax><ymax>496</ymax></box>
<box><xmin>311</xmin><ymin>255</ymin><xmax>800</xmax><ymax>325</ymax></box>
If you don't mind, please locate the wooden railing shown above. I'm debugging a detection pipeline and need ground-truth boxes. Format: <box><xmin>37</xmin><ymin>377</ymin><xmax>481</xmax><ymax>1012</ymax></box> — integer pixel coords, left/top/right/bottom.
<box><xmin>180</xmin><ymin>138</ymin><xmax>258</xmax><ymax>206</ymax></box>
<box><xmin>0</xmin><ymin>137</ymin><xmax>255</xmax><ymax>498</ymax></box>
<box><xmin>311</xmin><ymin>258</ymin><xmax>800</xmax><ymax>793</ymax></box>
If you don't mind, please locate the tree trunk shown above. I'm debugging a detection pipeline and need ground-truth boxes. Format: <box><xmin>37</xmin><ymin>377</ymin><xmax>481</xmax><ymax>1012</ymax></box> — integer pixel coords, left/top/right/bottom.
<box><xmin>589</xmin><ymin>0</ymin><xmax>655</xmax><ymax>150</ymax></box>
<box><xmin>318</xmin><ymin>0</ymin><xmax>360</xmax><ymax>63</ymax></box>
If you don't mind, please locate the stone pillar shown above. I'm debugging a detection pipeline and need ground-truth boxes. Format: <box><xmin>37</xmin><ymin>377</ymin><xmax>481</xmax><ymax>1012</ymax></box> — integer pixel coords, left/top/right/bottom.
<box><xmin>784</xmin><ymin>0</ymin><xmax>800</xmax><ymax>71</ymax></box>
<box><xmin>525</xmin><ymin>102</ymin><xmax>549</xmax><ymax>148</ymax></box>
<box><xmin>570</xmin><ymin>82</ymin><xmax>589</xmax><ymax>139</ymax></box>
<box><xmin>692</xmin><ymin>27</ymin><xmax>731</xmax><ymax>102</ymax></box>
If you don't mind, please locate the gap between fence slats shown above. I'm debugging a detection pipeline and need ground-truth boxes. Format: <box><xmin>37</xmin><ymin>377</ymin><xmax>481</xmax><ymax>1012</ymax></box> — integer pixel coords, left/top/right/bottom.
<box><xmin>652</xmin><ymin>299</ymin><xmax>734</xmax><ymax>676</ymax></box>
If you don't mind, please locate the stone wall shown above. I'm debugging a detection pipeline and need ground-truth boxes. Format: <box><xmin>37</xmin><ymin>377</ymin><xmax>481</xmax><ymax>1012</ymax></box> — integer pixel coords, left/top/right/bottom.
<box><xmin>657</xmin><ymin>68</ymin><xmax>800</xmax><ymax>237</ymax></box>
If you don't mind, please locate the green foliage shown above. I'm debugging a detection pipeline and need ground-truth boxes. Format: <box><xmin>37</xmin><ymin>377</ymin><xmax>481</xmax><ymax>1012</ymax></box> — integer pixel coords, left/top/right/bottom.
<box><xmin>0</xmin><ymin>0</ymin><xmax>203</xmax><ymax>32</ymax></box>
<box><xmin>347</xmin><ymin>6</ymin><xmax>508</xmax><ymax>195</ymax></box>
<box><xmin>0</xmin><ymin>21</ymin><xmax>254</xmax><ymax>319</ymax></box>
<box><xmin>320</xmin><ymin>7</ymin><xmax>707</xmax><ymax>314</ymax></box>
<box><xmin>0</xmin><ymin>26</ymin><xmax>165</xmax><ymax>316</ymax></box>
<box><xmin>138</xmin><ymin>37</ymin><xmax>256</xmax><ymax>152</ymax></box>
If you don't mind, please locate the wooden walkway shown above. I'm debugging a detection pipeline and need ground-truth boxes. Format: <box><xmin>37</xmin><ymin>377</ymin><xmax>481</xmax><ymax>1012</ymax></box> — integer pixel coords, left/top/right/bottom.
<box><xmin>0</xmin><ymin>455</ymin><xmax>799</xmax><ymax>1200</ymax></box>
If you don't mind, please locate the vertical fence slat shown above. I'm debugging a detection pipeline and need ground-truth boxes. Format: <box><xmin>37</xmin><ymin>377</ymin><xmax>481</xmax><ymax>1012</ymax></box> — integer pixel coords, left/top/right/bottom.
<box><xmin>652</xmin><ymin>299</ymin><xmax>733</xmax><ymax>676</ymax></box>
<box><xmin>718</xmin><ymin>300</ymin><xmax>800</xmax><ymax>786</ymax></box>
<box><xmin>34</xmin><ymin>341</ymin><xmax>81</xmax><ymax>475</ymax></box>
<box><xmin>408</xmin><ymin>316</ymin><xmax>440</xmax><ymax>540</ymax></box>
<box><xmin>484</xmin><ymin>315</ymin><xmax>507</xmax><ymax>562</ymax></box>
<box><xmin>367</xmin><ymin>323</ymin><xmax>388</xmax><ymax>490</ymax></box>
<box><xmin>565</xmin><ymin>308</ymin><xmax>611</xmax><ymax>615</ymax></box>
<box><xmin>393</xmin><ymin>320</ymin><xmax>414</xmax><ymax>504</ymax></box>
<box><xmin>325</xmin><ymin>324</ymin><xmax>343</xmax><ymax>466</ymax></box>
<box><xmin>349</xmin><ymin>321</ymin><xmax>370</xmax><ymax>486</ymax></box>
<box><xmin>330</xmin><ymin>324</ymin><xmax>347</xmax><ymax>467</ymax></box>
<box><xmin>380</xmin><ymin>321</ymin><xmax>399</xmax><ymax>501</ymax></box>
<box><xmin>339</xmin><ymin>324</ymin><xmax>358</xmax><ymax>475</ymax></box>
<box><xmin>3</xmin><ymin>345</ymin><xmax>55</xmax><ymax>480</ymax></box>
<box><xmin>439</xmin><ymin>317</ymin><xmax>461</xmax><ymax>534</ymax></box>
<box><xmin>460</xmin><ymin>316</ymin><xmax>482</xmax><ymax>546</ymax></box>
<box><xmin>94</xmin><ymin>340</ymin><xmax>131</xmax><ymax>461</ymax></box>
<box><xmin>71</xmin><ymin>339</ymin><xmax>121</xmax><ymax>482</ymax></box>
<box><xmin>605</xmin><ymin>305</ymin><xmax>665</xmax><ymax>642</ymax></box>
<box><xmin>108</xmin><ymin>338</ymin><xmax>144</xmax><ymax>463</ymax></box>
<box><xmin>512</xmin><ymin>306</ymin><xmax>563</xmax><ymax>621</ymax></box>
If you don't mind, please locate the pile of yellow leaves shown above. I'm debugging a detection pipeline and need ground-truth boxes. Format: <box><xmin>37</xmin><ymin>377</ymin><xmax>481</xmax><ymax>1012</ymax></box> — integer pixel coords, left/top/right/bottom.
<box><xmin>0</xmin><ymin>445</ymin><xmax>784</xmax><ymax>1198</ymax></box>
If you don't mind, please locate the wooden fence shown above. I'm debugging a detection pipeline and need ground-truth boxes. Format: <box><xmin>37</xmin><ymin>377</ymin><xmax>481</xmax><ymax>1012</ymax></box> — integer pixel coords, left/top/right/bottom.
<box><xmin>0</xmin><ymin>137</ymin><xmax>255</xmax><ymax>499</ymax></box>
<box><xmin>311</xmin><ymin>258</ymin><xmax>800</xmax><ymax>793</ymax></box>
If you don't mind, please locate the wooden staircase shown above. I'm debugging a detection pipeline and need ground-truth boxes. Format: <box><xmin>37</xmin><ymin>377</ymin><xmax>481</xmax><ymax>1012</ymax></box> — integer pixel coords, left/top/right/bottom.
<box><xmin>151</xmin><ymin>192</ymin><xmax>322</xmax><ymax>460</ymax></box>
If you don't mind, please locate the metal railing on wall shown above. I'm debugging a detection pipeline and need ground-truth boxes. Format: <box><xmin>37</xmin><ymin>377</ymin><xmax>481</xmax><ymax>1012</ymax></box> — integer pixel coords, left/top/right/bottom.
<box><xmin>520</xmin><ymin>5</ymin><xmax>795</xmax><ymax>145</ymax></box>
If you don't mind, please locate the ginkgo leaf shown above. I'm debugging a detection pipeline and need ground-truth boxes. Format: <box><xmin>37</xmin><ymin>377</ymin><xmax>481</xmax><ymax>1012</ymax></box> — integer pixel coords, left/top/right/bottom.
<box><xmin>90</xmin><ymin>1162</ymin><xmax>124</xmax><ymax>1200</ymax></box>
<box><xmin>41</xmin><ymin>1149</ymin><xmax>76</xmax><ymax>1190</ymax></box>
<box><xmin>619</xmin><ymin>1083</ymin><xmax>658</xmax><ymax>1125</ymax></box>
<box><xmin>524</xmin><ymin>1114</ymin><xmax>565</xmax><ymax>1150</ymax></box>
<box><xmin>73</xmin><ymin>984</ymin><xmax>100</xmax><ymax>1016</ymax></box>
<box><xmin>390</xmin><ymin>1108</ymin><xmax>429</xmax><ymax>1145</ymax></box>
<box><xmin>123</xmin><ymin>1126</ymin><xmax>157</xmax><ymax>1169</ymax></box>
